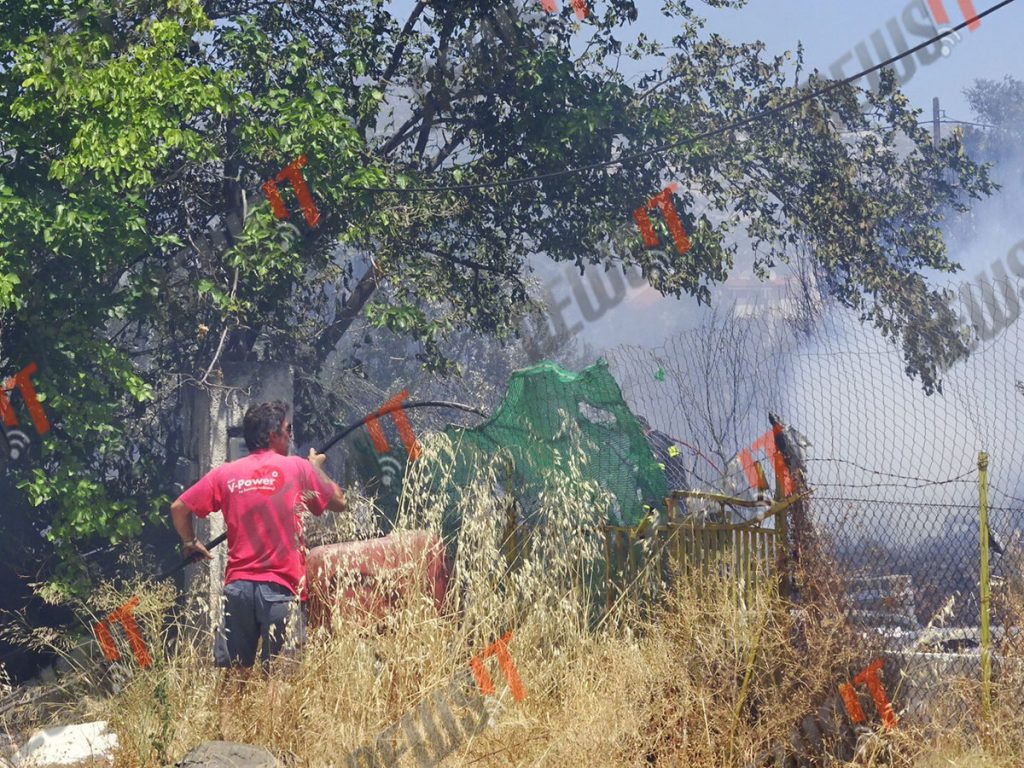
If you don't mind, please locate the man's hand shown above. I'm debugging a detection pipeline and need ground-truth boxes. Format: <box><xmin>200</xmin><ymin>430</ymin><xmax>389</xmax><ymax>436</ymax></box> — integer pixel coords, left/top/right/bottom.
<box><xmin>182</xmin><ymin>538</ymin><xmax>213</xmax><ymax>561</ymax></box>
<box><xmin>171</xmin><ymin>498</ymin><xmax>212</xmax><ymax>561</ymax></box>
<box><xmin>308</xmin><ymin>447</ymin><xmax>327</xmax><ymax>471</ymax></box>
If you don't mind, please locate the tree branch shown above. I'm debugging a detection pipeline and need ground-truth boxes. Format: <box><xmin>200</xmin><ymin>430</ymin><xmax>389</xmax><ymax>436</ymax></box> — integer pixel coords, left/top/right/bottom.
<box><xmin>313</xmin><ymin>266</ymin><xmax>381</xmax><ymax>361</ymax></box>
<box><xmin>413</xmin><ymin>94</ymin><xmax>437</xmax><ymax>162</ymax></box>
<box><xmin>381</xmin><ymin>1</ymin><xmax>429</xmax><ymax>86</ymax></box>
<box><xmin>425</xmin><ymin>126</ymin><xmax>469</xmax><ymax>173</ymax></box>
<box><xmin>423</xmin><ymin>246</ymin><xmax>516</xmax><ymax>277</ymax></box>
<box><xmin>378</xmin><ymin>107</ymin><xmax>424</xmax><ymax>157</ymax></box>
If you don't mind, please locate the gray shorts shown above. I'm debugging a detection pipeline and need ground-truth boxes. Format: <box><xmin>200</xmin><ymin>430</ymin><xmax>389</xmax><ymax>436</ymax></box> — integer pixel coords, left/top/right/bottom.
<box><xmin>214</xmin><ymin>580</ymin><xmax>306</xmax><ymax>669</ymax></box>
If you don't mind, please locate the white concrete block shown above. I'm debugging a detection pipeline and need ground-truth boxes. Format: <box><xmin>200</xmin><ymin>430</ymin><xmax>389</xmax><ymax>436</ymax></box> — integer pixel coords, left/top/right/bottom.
<box><xmin>14</xmin><ymin>721</ymin><xmax>117</xmax><ymax>767</ymax></box>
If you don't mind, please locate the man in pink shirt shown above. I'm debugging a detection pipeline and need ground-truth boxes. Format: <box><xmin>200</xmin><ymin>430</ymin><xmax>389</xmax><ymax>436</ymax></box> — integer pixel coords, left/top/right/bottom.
<box><xmin>170</xmin><ymin>400</ymin><xmax>346</xmax><ymax>671</ymax></box>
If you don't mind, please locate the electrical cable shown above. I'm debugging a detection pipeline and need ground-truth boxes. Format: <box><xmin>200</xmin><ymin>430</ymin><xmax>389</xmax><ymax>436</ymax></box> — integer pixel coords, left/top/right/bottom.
<box><xmin>317</xmin><ymin>399</ymin><xmax>486</xmax><ymax>454</ymax></box>
<box><xmin>916</xmin><ymin>118</ymin><xmax>1000</xmax><ymax>129</ymax></box>
<box><xmin>342</xmin><ymin>0</ymin><xmax>1017</xmax><ymax>195</ymax></box>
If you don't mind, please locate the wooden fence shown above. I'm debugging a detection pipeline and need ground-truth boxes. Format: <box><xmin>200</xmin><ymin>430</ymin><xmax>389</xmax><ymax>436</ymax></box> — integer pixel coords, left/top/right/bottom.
<box><xmin>602</xmin><ymin>491</ymin><xmax>803</xmax><ymax>610</ymax></box>
<box><xmin>495</xmin><ymin>490</ymin><xmax>804</xmax><ymax>612</ymax></box>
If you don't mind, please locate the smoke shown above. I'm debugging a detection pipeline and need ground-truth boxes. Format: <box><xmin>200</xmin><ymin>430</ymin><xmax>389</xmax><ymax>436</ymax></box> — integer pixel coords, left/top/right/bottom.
<box><xmin>594</xmin><ymin>118</ymin><xmax>1024</xmax><ymax>556</ymax></box>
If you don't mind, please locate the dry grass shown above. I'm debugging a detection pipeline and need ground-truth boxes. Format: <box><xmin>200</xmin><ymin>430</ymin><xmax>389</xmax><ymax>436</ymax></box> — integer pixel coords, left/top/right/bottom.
<box><xmin>7</xmin><ymin>435</ymin><xmax>1024</xmax><ymax>767</ymax></box>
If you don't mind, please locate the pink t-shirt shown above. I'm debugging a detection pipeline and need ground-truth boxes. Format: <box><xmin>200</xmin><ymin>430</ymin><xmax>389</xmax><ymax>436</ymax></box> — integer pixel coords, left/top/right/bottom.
<box><xmin>178</xmin><ymin>449</ymin><xmax>336</xmax><ymax>599</ymax></box>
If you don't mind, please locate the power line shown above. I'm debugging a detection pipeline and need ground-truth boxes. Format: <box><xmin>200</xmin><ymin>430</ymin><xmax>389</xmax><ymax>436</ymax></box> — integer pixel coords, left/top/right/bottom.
<box><xmin>916</xmin><ymin>118</ymin><xmax>1000</xmax><ymax>129</ymax></box>
<box><xmin>344</xmin><ymin>0</ymin><xmax>1017</xmax><ymax>195</ymax></box>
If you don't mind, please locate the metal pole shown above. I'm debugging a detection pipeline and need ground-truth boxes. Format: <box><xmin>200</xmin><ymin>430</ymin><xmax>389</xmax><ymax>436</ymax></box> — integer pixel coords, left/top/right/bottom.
<box><xmin>978</xmin><ymin>451</ymin><xmax>991</xmax><ymax>721</ymax></box>
<box><xmin>933</xmin><ymin>97</ymin><xmax>941</xmax><ymax>150</ymax></box>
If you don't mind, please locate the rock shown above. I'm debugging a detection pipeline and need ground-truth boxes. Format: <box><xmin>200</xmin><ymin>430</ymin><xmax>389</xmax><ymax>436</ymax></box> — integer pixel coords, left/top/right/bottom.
<box><xmin>13</xmin><ymin>721</ymin><xmax>117</xmax><ymax>766</ymax></box>
<box><xmin>175</xmin><ymin>741</ymin><xmax>280</xmax><ymax>767</ymax></box>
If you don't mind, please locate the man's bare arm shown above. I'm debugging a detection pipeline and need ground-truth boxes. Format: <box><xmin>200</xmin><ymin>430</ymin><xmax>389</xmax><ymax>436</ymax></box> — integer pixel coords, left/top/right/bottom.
<box><xmin>308</xmin><ymin>449</ymin><xmax>347</xmax><ymax>513</ymax></box>
<box><xmin>171</xmin><ymin>498</ymin><xmax>213</xmax><ymax>560</ymax></box>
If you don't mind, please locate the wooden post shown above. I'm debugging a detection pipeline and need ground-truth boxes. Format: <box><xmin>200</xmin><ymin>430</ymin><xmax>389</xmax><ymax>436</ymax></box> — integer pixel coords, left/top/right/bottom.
<box><xmin>776</xmin><ymin>507</ymin><xmax>791</xmax><ymax>600</ymax></box>
<box><xmin>603</xmin><ymin>529</ymin><xmax>613</xmax><ymax>614</ymax></box>
<box><xmin>504</xmin><ymin>495</ymin><xmax>517</xmax><ymax>569</ymax></box>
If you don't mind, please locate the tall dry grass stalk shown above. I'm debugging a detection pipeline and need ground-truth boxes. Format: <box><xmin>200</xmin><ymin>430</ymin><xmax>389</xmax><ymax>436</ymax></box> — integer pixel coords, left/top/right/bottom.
<box><xmin>6</xmin><ymin>434</ymin><xmax>1024</xmax><ymax>767</ymax></box>
<box><xmin>64</xmin><ymin>431</ymin><xmax>614</xmax><ymax>766</ymax></box>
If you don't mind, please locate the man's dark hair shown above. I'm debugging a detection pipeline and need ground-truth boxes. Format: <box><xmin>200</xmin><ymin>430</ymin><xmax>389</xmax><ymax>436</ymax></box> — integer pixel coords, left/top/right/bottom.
<box><xmin>243</xmin><ymin>400</ymin><xmax>290</xmax><ymax>450</ymax></box>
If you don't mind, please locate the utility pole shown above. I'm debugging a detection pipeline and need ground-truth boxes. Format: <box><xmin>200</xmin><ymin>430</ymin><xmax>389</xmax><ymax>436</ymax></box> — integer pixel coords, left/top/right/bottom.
<box><xmin>933</xmin><ymin>97</ymin><xmax>941</xmax><ymax>149</ymax></box>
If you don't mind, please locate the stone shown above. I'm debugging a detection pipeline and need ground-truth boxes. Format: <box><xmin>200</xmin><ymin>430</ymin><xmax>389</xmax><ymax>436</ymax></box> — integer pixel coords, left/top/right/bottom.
<box><xmin>13</xmin><ymin>721</ymin><xmax>117</xmax><ymax>766</ymax></box>
<box><xmin>175</xmin><ymin>741</ymin><xmax>280</xmax><ymax>767</ymax></box>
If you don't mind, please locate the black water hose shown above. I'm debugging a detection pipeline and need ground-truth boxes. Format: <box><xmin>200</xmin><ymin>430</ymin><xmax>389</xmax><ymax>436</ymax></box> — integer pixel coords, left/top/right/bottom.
<box><xmin>157</xmin><ymin>400</ymin><xmax>486</xmax><ymax>580</ymax></box>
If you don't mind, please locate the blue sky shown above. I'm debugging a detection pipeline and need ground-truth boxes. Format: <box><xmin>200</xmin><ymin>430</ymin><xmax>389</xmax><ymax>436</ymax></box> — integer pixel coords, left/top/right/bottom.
<box><xmin>382</xmin><ymin>1</ymin><xmax>1024</xmax><ymax>347</ymax></box>
<box><xmin>387</xmin><ymin>1</ymin><xmax>1023</xmax><ymax>121</ymax></box>
<box><xmin>376</xmin><ymin>3</ymin><xmax>1024</xmax><ymax>493</ymax></box>
<box><xmin>684</xmin><ymin>0</ymin><xmax>1023</xmax><ymax>120</ymax></box>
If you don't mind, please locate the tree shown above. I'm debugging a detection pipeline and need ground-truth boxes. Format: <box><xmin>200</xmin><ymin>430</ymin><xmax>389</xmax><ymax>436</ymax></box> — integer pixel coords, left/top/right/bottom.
<box><xmin>0</xmin><ymin>0</ymin><xmax>994</xmax><ymax>588</ymax></box>
<box><xmin>962</xmin><ymin>76</ymin><xmax>1024</xmax><ymax>187</ymax></box>
<box><xmin>956</xmin><ymin>75</ymin><xmax>1024</xmax><ymax>246</ymax></box>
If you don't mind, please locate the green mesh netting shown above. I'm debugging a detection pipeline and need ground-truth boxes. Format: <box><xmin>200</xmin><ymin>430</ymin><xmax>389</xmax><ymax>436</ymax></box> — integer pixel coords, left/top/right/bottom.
<box><xmin>348</xmin><ymin>429</ymin><xmax>405</xmax><ymax>523</ymax></box>
<box><xmin>441</xmin><ymin>359</ymin><xmax>667</xmax><ymax>533</ymax></box>
<box><xmin>349</xmin><ymin>360</ymin><xmax>669</xmax><ymax>538</ymax></box>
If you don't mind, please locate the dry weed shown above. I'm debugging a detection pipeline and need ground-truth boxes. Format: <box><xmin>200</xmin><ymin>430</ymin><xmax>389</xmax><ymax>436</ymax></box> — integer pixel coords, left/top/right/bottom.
<box><xmin>5</xmin><ymin>434</ymin><xmax>1023</xmax><ymax>768</ymax></box>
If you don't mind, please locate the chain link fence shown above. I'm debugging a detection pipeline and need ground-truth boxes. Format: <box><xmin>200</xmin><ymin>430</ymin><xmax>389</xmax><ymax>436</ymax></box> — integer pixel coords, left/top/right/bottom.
<box><xmin>600</xmin><ymin>277</ymin><xmax>1024</xmax><ymax>717</ymax></box>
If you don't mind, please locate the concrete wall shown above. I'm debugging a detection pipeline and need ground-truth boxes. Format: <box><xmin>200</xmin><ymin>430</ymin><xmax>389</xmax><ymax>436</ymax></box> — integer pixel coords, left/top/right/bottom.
<box><xmin>177</xmin><ymin>362</ymin><xmax>294</xmax><ymax>633</ymax></box>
